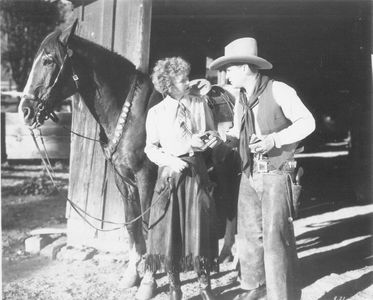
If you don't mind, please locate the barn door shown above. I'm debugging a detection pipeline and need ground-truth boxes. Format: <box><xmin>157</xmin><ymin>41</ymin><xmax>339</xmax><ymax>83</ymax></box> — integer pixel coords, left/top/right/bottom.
<box><xmin>67</xmin><ymin>0</ymin><xmax>152</xmax><ymax>251</ymax></box>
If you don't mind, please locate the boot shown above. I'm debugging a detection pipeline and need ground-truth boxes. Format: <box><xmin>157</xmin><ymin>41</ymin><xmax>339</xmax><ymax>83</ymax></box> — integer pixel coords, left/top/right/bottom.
<box><xmin>168</xmin><ymin>271</ymin><xmax>182</xmax><ymax>300</ymax></box>
<box><xmin>198</xmin><ymin>270</ymin><xmax>215</xmax><ymax>300</ymax></box>
<box><xmin>121</xmin><ymin>264</ymin><xmax>140</xmax><ymax>289</ymax></box>
<box><xmin>218</xmin><ymin>244</ymin><xmax>234</xmax><ymax>264</ymax></box>
<box><xmin>135</xmin><ymin>270</ymin><xmax>157</xmax><ymax>300</ymax></box>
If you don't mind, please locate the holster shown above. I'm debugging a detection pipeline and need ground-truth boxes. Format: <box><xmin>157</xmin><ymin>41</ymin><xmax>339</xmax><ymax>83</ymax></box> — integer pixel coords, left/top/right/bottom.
<box><xmin>288</xmin><ymin>166</ymin><xmax>304</xmax><ymax>218</ymax></box>
<box><xmin>291</xmin><ymin>181</ymin><xmax>302</xmax><ymax>218</ymax></box>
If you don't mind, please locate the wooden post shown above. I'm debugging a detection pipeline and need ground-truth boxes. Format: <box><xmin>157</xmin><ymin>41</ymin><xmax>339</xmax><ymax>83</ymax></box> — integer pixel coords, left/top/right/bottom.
<box><xmin>67</xmin><ymin>0</ymin><xmax>152</xmax><ymax>252</ymax></box>
<box><xmin>1</xmin><ymin>112</ymin><xmax>6</xmax><ymax>162</ymax></box>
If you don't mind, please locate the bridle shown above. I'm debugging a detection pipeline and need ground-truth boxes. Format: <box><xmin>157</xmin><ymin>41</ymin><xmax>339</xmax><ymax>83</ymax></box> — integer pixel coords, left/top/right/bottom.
<box><xmin>31</xmin><ymin>45</ymin><xmax>79</xmax><ymax>127</ymax></box>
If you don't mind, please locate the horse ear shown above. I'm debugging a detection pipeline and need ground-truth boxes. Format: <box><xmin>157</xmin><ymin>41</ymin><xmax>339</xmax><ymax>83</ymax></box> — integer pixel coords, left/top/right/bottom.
<box><xmin>59</xmin><ymin>19</ymin><xmax>78</xmax><ymax>46</ymax></box>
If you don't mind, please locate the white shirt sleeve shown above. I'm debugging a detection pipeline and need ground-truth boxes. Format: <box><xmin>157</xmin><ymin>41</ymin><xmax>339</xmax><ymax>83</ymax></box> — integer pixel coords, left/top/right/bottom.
<box><xmin>271</xmin><ymin>81</ymin><xmax>316</xmax><ymax>147</ymax></box>
<box><xmin>144</xmin><ymin>107</ymin><xmax>175</xmax><ymax>167</ymax></box>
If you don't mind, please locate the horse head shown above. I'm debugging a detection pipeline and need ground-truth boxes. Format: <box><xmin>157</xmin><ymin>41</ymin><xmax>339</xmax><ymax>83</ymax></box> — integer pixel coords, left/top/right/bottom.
<box><xmin>18</xmin><ymin>20</ymin><xmax>79</xmax><ymax>128</ymax></box>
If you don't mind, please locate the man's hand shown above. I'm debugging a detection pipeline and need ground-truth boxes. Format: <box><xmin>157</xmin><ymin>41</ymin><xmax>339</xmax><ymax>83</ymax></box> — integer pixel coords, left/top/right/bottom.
<box><xmin>204</xmin><ymin>131</ymin><xmax>222</xmax><ymax>149</ymax></box>
<box><xmin>248</xmin><ymin>135</ymin><xmax>275</xmax><ymax>154</ymax></box>
<box><xmin>168</xmin><ymin>156</ymin><xmax>188</xmax><ymax>173</ymax></box>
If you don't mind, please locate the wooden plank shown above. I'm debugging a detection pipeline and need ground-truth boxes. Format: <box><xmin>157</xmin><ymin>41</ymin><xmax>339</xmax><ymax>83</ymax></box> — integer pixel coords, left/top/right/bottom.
<box><xmin>100</xmin><ymin>0</ymin><xmax>115</xmax><ymax>49</ymax></box>
<box><xmin>114</xmin><ymin>0</ymin><xmax>152</xmax><ymax>72</ymax></box>
<box><xmin>29</xmin><ymin>224</ymin><xmax>67</xmax><ymax>236</ymax></box>
<box><xmin>1</xmin><ymin>112</ymin><xmax>6</xmax><ymax>162</ymax></box>
<box><xmin>5</xmin><ymin>113</ymin><xmax>71</xmax><ymax>137</ymax></box>
<box><xmin>6</xmin><ymin>136</ymin><xmax>70</xmax><ymax>160</ymax></box>
<box><xmin>67</xmin><ymin>97</ymin><xmax>102</xmax><ymax>220</ymax></box>
<box><xmin>101</xmin><ymin>163</ymin><xmax>125</xmax><ymax>230</ymax></box>
<box><xmin>4</xmin><ymin>112</ymin><xmax>71</xmax><ymax>160</ymax></box>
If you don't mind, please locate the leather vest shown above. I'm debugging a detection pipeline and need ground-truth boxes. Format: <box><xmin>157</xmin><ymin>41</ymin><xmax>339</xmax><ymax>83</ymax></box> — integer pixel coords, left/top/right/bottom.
<box><xmin>256</xmin><ymin>81</ymin><xmax>298</xmax><ymax>169</ymax></box>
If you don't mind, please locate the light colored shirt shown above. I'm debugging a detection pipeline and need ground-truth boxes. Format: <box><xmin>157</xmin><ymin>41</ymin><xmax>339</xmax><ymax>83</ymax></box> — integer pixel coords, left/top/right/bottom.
<box><xmin>145</xmin><ymin>94</ymin><xmax>215</xmax><ymax>167</ymax></box>
<box><xmin>226</xmin><ymin>80</ymin><xmax>315</xmax><ymax>148</ymax></box>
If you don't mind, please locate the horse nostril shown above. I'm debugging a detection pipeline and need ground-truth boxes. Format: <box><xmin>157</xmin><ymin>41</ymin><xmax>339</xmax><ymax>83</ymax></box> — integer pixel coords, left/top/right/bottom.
<box><xmin>23</xmin><ymin>107</ymin><xmax>31</xmax><ymax>119</ymax></box>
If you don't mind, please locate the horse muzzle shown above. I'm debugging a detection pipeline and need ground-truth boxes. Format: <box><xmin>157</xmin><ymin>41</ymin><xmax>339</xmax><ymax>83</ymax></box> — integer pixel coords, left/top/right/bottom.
<box><xmin>19</xmin><ymin>95</ymin><xmax>39</xmax><ymax>127</ymax></box>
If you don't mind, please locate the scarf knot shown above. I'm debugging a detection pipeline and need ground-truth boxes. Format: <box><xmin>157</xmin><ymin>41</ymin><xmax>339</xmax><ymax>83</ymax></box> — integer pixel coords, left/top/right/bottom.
<box><xmin>238</xmin><ymin>74</ymin><xmax>271</xmax><ymax>176</ymax></box>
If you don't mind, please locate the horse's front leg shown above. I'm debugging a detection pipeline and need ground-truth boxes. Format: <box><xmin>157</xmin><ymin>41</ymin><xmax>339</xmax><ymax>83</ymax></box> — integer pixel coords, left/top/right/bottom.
<box><xmin>134</xmin><ymin>160</ymin><xmax>158</xmax><ymax>300</ymax></box>
<box><xmin>114</xmin><ymin>169</ymin><xmax>144</xmax><ymax>288</ymax></box>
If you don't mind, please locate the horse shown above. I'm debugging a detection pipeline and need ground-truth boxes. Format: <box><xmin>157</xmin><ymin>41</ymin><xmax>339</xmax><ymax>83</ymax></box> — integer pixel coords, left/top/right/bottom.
<box><xmin>18</xmin><ymin>20</ymin><xmax>240</xmax><ymax>298</ymax></box>
<box><xmin>18</xmin><ymin>20</ymin><xmax>157</xmax><ymax>291</ymax></box>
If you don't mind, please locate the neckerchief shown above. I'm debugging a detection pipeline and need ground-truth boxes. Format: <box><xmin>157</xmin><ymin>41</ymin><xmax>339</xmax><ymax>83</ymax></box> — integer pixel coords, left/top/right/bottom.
<box><xmin>176</xmin><ymin>101</ymin><xmax>193</xmax><ymax>138</ymax></box>
<box><xmin>238</xmin><ymin>74</ymin><xmax>271</xmax><ymax>176</ymax></box>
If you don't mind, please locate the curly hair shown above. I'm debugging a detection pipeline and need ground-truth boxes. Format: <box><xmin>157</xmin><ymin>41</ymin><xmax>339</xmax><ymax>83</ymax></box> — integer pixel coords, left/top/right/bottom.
<box><xmin>151</xmin><ymin>57</ymin><xmax>191</xmax><ymax>94</ymax></box>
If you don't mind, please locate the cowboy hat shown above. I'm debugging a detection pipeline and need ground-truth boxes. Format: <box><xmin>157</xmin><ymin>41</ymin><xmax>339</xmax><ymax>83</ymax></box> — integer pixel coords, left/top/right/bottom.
<box><xmin>209</xmin><ymin>37</ymin><xmax>272</xmax><ymax>70</ymax></box>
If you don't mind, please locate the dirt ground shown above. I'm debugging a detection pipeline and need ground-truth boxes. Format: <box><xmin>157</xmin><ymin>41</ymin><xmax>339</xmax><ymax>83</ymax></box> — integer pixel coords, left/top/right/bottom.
<box><xmin>2</xmin><ymin>155</ymin><xmax>373</xmax><ymax>300</ymax></box>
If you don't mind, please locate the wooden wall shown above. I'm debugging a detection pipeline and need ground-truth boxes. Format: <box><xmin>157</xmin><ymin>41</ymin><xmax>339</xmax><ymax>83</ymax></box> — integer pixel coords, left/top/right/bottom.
<box><xmin>67</xmin><ymin>0</ymin><xmax>152</xmax><ymax>251</ymax></box>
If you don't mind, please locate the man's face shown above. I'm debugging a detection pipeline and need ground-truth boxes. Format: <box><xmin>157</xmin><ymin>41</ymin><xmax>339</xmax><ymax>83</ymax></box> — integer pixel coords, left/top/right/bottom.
<box><xmin>170</xmin><ymin>74</ymin><xmax>189</xmax><ymax>99</ymax></box>
<box><xmin>226</xmin><ymin>65</ymin><xmax>248</xmax><ymax>88</ymax></box>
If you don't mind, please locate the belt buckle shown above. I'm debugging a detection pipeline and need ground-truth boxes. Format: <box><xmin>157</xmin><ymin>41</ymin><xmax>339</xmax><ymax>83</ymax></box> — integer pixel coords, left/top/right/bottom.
<box><xmin>257</xmin><ymin>160</ymin><xmax>269</xmax><ymax>173</ymax></box>
<box><xmin>283</xmin><ymin>160</ymin><xmax>297</xmax><ymax>171</ymax></box>
<box><xmin>288</xmin><ymin>160</ymin><xmax>297</xmax><ymax>169</ymax></box>
<box><xmin>254</xmin><ymin>153</ymin><xmax>269</xmax><ymax>173</ymax></box>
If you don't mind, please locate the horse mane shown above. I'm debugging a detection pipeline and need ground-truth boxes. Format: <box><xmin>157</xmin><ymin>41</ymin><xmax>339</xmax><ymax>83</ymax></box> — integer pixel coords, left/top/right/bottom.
<box><xmin>72</xmin><ymin>35</ymin><xmax>136</xmax><ymax>74</ymax></box>
<box><xmin>37</xmin><ymin>29</ymin><xmax>136</xmax><ymax>77</ymax></box>
<box><xmin>36</xmin><ymin>30</ymin><xmax>66</xmax><ymax>63</ymax></box>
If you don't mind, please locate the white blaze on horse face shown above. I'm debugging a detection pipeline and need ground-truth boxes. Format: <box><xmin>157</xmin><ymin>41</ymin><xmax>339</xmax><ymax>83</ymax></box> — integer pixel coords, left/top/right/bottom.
<box><xmin>19</xmin><ymin>52</ymin><xmax>43</xmax><ymax>124</ymax></box>
<box><xmin>23</xmin><ymin>52</ymin><xmax>44</xmax><ymax>97</ymax></box>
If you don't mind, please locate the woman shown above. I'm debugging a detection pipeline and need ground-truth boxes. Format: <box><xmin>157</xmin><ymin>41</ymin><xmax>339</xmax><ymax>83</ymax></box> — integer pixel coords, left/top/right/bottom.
<box><xmin>143</xmin><ymin>57</ymin><xmax>219</xmax><ymax>300</ymax></box>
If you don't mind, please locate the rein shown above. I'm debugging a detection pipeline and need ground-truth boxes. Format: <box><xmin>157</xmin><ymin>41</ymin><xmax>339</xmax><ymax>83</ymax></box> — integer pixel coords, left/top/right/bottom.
<box><xmin>30</xmin><ymin>128</ymin><xmax>165</xmax><ymax>232</ymax></box>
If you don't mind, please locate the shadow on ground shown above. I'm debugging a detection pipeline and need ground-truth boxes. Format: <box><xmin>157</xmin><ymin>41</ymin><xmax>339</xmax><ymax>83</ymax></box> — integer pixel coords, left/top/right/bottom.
<box><xmin>299</xmin><ymin>213</ymin><xmax>372</xmax><ymax>290</ymax></box>
<box><xmin>318</xmin><ymin>271</ymin><xmax>373</xmax><ymax>300</ymax></box>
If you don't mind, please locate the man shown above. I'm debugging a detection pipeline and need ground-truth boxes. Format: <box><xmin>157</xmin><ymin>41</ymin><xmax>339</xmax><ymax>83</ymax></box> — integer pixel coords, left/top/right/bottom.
<box><xmin>209</xmin><ymin>37</ymin><xmax>315</xmax><ymax>300</ymax></box>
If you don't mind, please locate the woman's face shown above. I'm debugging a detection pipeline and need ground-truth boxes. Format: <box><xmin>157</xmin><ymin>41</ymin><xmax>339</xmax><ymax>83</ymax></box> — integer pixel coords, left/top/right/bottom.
<box><xmin>170</xmin><ymin>74</ymin><xmax>189</xmax><ymax>100</ymax></box>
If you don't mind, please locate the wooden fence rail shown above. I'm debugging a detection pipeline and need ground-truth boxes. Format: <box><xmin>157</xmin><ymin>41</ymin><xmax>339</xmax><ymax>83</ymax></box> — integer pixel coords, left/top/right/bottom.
<box><xmin>1</xmin><ymin>112</ymin><xmax>71</xmax><ymax>160</ymax></box>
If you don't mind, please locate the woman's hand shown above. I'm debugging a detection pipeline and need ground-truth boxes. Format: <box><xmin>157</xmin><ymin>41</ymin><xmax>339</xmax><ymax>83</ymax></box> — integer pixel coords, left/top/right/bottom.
<box><xmin>191</xmin><ymin>133</ymin><xmax>206</xmax><ymax>148</ymax></box>
<box><xmin>168</xmin><ymin>156</ymin><xmax>188</xmax><ymax>173</ymax></box>
<box><xmin>189</xmin><ymin>79</ymin><xmax>212</xmax><ymax>96</ymax></box>
<box><xmin>204</xmin><ymin>131</ymin><xmax>222</xmax><ymax>149</ymax></box>
<box><xmin>192</xmin><ymin>131</ymin><xmax>222</xmax><ymax>150</ymax></box>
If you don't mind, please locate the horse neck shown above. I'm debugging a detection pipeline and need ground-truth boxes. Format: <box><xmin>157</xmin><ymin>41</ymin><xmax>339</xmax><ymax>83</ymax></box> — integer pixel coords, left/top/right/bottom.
<box><xmin>69</xmin><ymin>36</ymin><xmax>136</xmax><ymax>139</ymax></box>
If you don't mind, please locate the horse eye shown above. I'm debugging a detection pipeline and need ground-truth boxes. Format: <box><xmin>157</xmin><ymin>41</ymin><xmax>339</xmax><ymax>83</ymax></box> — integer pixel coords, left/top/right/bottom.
<box><xmin>42</xmin><ymin>55</ymin><xmax>55</xmax><ymax>66</ymax></box>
